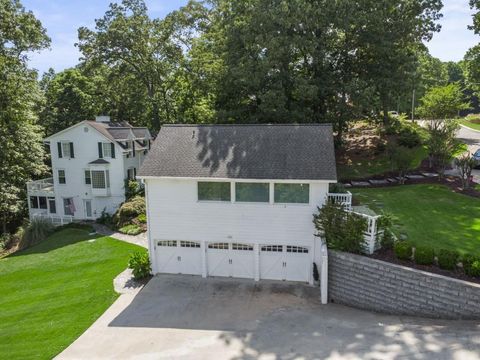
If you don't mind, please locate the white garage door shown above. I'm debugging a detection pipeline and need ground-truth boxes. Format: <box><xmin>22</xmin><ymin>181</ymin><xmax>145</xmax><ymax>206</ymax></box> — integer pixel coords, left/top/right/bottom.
<box><xmin>207</xmin><ymin>243</ymin><xmax>255</xmax><ymax>279</ymax></box>
<box><xmin>260</xmin><ymin>245</ymin><xmax>310</xmax><ymax>283</ymax></box>
<box><xmin>155</xmin><ymin>240</ymin><xmax>202</xmax><ymax>275</ymax></box>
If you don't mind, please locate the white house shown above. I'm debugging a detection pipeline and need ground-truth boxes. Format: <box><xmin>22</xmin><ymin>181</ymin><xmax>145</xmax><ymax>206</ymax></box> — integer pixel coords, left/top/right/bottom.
<box><xmin>27</xmin><ymin>116</ymin><xmax>151</xmax><ymax>222</ymax></box>
<box><xmin>138</xmin><ymin>124</ymin><xmax>338</xmax><ymax>284</ymax></box>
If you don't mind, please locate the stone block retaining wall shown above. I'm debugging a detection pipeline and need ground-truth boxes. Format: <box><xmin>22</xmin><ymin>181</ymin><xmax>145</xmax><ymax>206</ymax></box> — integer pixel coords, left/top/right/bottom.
<box><xmin>329</xmin><ymin>251</ymin><xmax>480</xmax><ymax>319</ymax></box>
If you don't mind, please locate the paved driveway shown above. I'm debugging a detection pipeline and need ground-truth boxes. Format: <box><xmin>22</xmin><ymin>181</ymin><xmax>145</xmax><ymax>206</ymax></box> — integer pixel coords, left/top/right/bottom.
<box><xmin>57</xmin><ymin>275</ymin><xmax>480</xmax><ymax>360</ymax></box>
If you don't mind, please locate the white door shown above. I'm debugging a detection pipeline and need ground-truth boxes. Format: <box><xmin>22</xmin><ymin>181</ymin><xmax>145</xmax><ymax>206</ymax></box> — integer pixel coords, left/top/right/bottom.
<box><xmin>260</xmin><ymin>245</ymin><xmax>310</xmax><ymax>283</ymax></box>
<box><xmin>155</xmin><ymin>240</ymin><xmax>202</xmax><ymax>275</ymax></box>
<box><xmin>84</xmin><ymin>200</ymin><xmax>93</xmax><ymax>218</ymax></box>
<box><xmin>207</xmin><ymin>243</ymin><xmax>255</xmax><ymax>279</ymax></box>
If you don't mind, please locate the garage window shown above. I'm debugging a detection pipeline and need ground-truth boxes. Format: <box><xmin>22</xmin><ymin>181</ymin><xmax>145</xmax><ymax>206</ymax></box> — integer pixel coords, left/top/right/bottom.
<box><xmin>157</xmin><ymin>240</ymin><xmax>177</xmax><ymax>247</ymax></box>
<box><xmin>198</xmin><ymin>182</ymin><xmax>231</xmax><ymax>201</ymax></box>
<box><xmin>286</xmin><ymin>246</ymin><xmax>308</xmax><ymax>253</ymax></box>
<box><xmin>232</xmin><ymin>243</ymin><xmax>253</xmax><ymax>251</ymax></box>
<box><xmin>274</xmin><ymin>183</ymin><xmax>309</xmax><ymax>204</ymax></box>
<box><xmin>235</xmin><ymin>182</ymin><xmax>269</xmax><ymax>202</ymax></box>
<box><xmin>208</xmin><ymin>243</ymin><xmax>229</xmax><ymax>249</ymax></box>
<box><xmin>180</xmin><ymin>241</ymin><xmax>200</xmax><ymax>248</ymax></box>
<box><xmin>261</xmin><ymin>245</ymin><xmax>283</xmax><ymax>252</ymax></box>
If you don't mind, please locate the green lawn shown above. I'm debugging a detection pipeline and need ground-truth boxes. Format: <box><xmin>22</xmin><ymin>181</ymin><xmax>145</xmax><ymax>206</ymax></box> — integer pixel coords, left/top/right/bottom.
<box><xmin>353</xmin><ymin>184</ymin><xmax>480</xmax><ymax>256</ymax></box>
<box><xmin>0</xmin><ymin>228</ymin><xmax>143</xmax><ymax>359</ymax></box>
<box><xmin>459</xmin><ymin>118</ymin><xmax>480</xmax><ymax>131</ymax></box>
<box><xmin>337</xmin><ymin>145</ymin><xmax>428</xmax><ymax>181</ymax></box>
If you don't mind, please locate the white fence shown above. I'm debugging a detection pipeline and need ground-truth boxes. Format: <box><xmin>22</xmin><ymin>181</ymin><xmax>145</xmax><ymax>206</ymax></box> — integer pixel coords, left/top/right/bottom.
<box><xmin>327</xmin><ymin>191</ymin><xmax>353</xmax><ymax>211</ymax></box>
<box><xmin>32</xmin><ymin>213</ymin><xmax>74</xmax><ymax>226</ymax></box>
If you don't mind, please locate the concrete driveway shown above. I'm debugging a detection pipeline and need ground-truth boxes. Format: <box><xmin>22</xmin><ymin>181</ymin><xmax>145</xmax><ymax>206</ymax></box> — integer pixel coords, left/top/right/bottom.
<box><xmin>57</xmin><ymin>275</ymin><xmax>480</xmax><ymax>360</ymax></box>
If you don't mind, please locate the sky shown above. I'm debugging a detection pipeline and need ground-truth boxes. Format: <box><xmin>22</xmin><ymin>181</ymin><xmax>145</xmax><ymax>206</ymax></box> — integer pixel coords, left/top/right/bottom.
<box><xmin>23</xmin><ymin>0</ymin><xmax>479</xmax><ymax>75</ymax></box>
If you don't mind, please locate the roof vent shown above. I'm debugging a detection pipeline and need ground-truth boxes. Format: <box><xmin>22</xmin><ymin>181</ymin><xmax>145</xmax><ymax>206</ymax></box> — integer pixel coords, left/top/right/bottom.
<box><xmin>95</xmin><ymin>115</ymin><xmax>110</xmax><ymax>123</ymax></box>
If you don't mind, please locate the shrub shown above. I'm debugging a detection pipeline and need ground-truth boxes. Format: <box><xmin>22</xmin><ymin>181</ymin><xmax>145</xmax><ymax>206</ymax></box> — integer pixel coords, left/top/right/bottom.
<box><xmin>128</xmin><ymin>251</ymin><xmax>151</xmax><ymax>279</ymax></box>
<box><xmin>97</xmin><ymin>208</ymin><xmax>113</xmax><ymax>225</ymax></box>
<box><xmin>397</xmin><ymin>127</ymin><xmax>422</xmax><ymax>148</ymax></box>
<box><xmin>313</xmin><ymin>202</ymin><xmax>367</xmax><ymax>254</ymax></box>
<box><xmin>394</xmin><ymin>241</ymin><xmax>412</xmax><ymax>261</ymax></box>
<box><xmin>114</xmin><ymin>196</ymin><xmax>146</xmax><ymax>227</ymax></box>
<box><xmin>0</xmin><ymin>233</ymin><xmax>12</xmax><ymax>250</ymax></box>
<box><xmin>377</xmin><ymin>212</ymin><xmax>395</xmax><ymax>250</ymax></box>
<box><xmin>437</xmin><ymin>249</ymin><xmax>460</xmax><ymax>270</ymax></box>
<box><xmin>468</xmin><ymin>261</ymin><xmax>480</xmax><ymax>277</ymax></box>
<box><xmin>119</xmin><ymin>224</ymin><xmax>143</xmax><ymax>235</ymax></box>
<box><xmin>463</xmin><ymin>254</ymin><xmax>480</xmax><ymax>277</ymax></box>
<box><xmin>20</xmin><ymin>218</ymin><xmax>54</xmax><ymax>249</ymax></box>
<box><xmin>414</xmin><ymin>245</ymin><xmax>435</xmax><ymax>265</ymax></box>
<box><xmin>136</xmin><ymin>214</ymin><xmax>147</xmax><ymax>224</ymax></box>
<box><xmin>125</xmin><ymin>179</ymin><xmax>141</xmax><ymax>200</ymax></box>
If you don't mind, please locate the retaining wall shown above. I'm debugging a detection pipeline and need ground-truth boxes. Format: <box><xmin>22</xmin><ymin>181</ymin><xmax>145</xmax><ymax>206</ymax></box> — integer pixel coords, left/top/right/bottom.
<box><xmin>329</xmin><ymin>251</ymin><xmax>480</xmax><ymax>319</ymax></box>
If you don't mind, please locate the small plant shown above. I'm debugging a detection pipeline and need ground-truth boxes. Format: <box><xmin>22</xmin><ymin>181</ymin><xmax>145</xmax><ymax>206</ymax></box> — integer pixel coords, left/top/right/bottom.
<box><xmin>377</xmin><ymin>212</ymin><xmax>395</xmax><ymax>250</ymax></box>
<box><xmin>313</xmin><ymin>262</ymin><xmax>319</xmax><ymax>282</ymax></box>
<box><xmin>119</xmin><ymin>224</ymin><xmax>143</xmax><ymax>235</ymax></box>
<box><xmin>463</xmin><ymin>254</ymin><xmax>480</xmax><ymax>277</ymax></box>
<box><xmin>128</xmin><ymin>251</ymin><xmax>151</xmax><ymax>279</ymax></box>
<box><xmin>394</xmin><ymin>241</ymin><xmax>412</xmax><ymax>261</ymax></box>
<box><xmin>136</xmin><ymin>214</ymin><xmax>147</xmax><ymax>224</ymax></box>
<box><xmin>437</xmin><ymin>249</ymin><xmax>460</xmax><ymax>270</ymax></box>
<box><xmin>414</xmin><ymin>245</ymin><xmax>434</xmax><ymax>265</ymax></box>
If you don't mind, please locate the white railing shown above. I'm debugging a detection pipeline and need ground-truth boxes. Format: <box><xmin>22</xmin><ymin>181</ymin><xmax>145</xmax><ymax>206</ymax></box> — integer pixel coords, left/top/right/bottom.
<box><xmin>27</xmin><ymin>177</ymin><xmax>54</xmax><ymax>193</ymax></box>
<box><xmin>327</xmin><ymin>191</ymin><xmax>353</xmax><ymax>211</ymax></box>
<box><xmin>352</xmin><ymin>212</ymin><xmax>382</xmax><ymax>255</ymax></box>
<box><xmin>32</xmin><ymin>213</ymin><xmax>74</xmax><ymax>226</ymax></box>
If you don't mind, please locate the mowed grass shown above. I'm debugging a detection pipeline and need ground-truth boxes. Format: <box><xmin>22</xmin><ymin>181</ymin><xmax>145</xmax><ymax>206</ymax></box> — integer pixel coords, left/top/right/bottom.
<box><xmin>0</xmin><ymin>228</ymin><xmax>143</xmax><ymax>359</ymax></box>
<box><xmin>353</xmin><ymin>184</ymin><xmax>480</xmax><ymax>256</ymax></box>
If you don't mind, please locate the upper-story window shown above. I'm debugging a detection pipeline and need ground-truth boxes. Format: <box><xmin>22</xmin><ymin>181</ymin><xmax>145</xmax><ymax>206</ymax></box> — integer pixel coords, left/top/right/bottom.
<box><xmin>98</xmin><ymin>142</ymin><xmax>115</xmax><ymax>159</ymax></box>
<box><xmin>84</xmin><ymin>170</ymin><xmax>91</xmax><ymax>185</ymax></box>
<box><xmin>198</xmin><ymin>182</ymin><xmax>231</xmax><ymax>201</ymax></box>
<box><xmin>274</xmin><ymin>183</ymin><xmax>309</xmax><ymax>204</ymax></box>
<box><xmin>57</xmin><ymin>142</ymin><xmax>74</xmax><ymax>159</ymax></box>
<box><xmin>235</xmin><ymin>182</ymin><xmax>269</xmax><ymax>203</ymax></box>
<box><xmin>58</xmin><ymin>169</ymin><xmax>66</xmax><ymax>184</ymax></box>
<box><xmin>91</xmin><ymin>170</ymin><xmax>110</xmax><ymax>189</ymax></box>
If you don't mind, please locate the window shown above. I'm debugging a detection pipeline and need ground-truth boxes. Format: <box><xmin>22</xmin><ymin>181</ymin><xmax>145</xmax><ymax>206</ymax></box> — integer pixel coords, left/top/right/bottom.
<box><xmin>208</xmin><ymin>243</ymin><xmax>229</xmax><ymax>249</ymax></box>
<box><xmin>261</xmin><ymin>245</ymin><xmax>283</xmax><ymax>252</ymax></box>
<box><xmin>48</xmin><ymin>198</ymin><xmax>56</xmax><ymax>214</ymax></box>
<box><xmin>127</xmin><ymin>168</ymin><xmax>136</xmax><ymax>180</ymax></box>
<box><xmin>198</xmin><ymin>182</ymin><xmax>231</xmax><ymax>201</ymax></box>
<box><xmin>57</xmin><ymin>141</ymin><xmax>74</xmax><ymax>158</ymax></box>
<box><xmin>91</xmin><ymin>170</ymin><xmax>106</xmax><ymax>189</ymax></box>
<box><xmin>30</xmin><ymin>196</ymin><xmax>39</xmax><ymax>209</ymax></box>
<box><xmin>85</xmin><ymin>170</ymin><xmax>91</xmax><ymax>185</ymax></box>
<box><xmin>286</xmin><ymin>246</ymin><xmax>308</xmax><ymax>253</ymax></box>
<box><xmin>235</xmin><ymin>182</ymin><xmax>269</xmax><ymax>203</ymax></box>
<box><xmin>157</xmin><ymin>240</ymin><xmax>177</xmax><ymax>247</ymax></box>
<box><xmin>62</xmin><ymin>142</ymin><xmax>71</xmax><ymax>158</ymax></box>
<box><xmin>38</xmin><ymin>196</ymin><xmax>47</xmax><ymax>209</ymax></box>
<box><xmin>180</xmin><ymin>241</ymin><xmax>200</xmax><ymax>248</ymax></box>
<box><xmin>232</xmin><ymin>243</ymin><xmax>253</xmax><ymax>251</ymax></box>
<box><xmin>98</xmin><ymin>142</ymin><xmax>115</xmax><ymax>158</ymax></box>
<box><xmin>58</xmin><ymin>169</ymin><xmax>66</xmax><ymax>184</ymax></box>
<box><xmin>102</xmin><ymin>142</ymin><xmax>112</xmax><ymax>158</ymax></box>
<box><xmin>274</xmin><ymin>183</ymin><xmax>309</xmax><ymax>204</ymax></box>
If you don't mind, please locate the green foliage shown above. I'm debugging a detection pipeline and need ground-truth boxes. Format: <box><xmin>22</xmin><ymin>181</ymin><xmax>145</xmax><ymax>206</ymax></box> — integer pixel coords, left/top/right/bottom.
<box><xmin>97</xmin><ymin>208</ymin><xmax>113</xmax><ymax>225</ymax></box>
<box><xmin>377</xmin><ymin>212</ymin><xmax>395</xmax><ymax>250</ymax></box>
<box><xmin>394</xmin><ymin>241</ymin><xmax>412</xmax><ymax>261</ymax></box>
<box><xmin>462</xmin><ymin>254</ymin><xmax>480</xmax><ymax>277</ymax></box>
<box><xmin>313</xmin><ymin>202</ymin><xmax>367</xmax><ymax>254</ymax></box>
<box><xmin>414</xmin><ymin>245</ymin><xmax>435</xmax><ymax>265</ymax></box>
<box><xmin>437</xmin><ymin>249</ymin><xmax>460</xmax><ymax>270</ymax></box>
<box><xmin>425</xmin><ymin>119</ymin><xmax>461</xmax><ymax>175</ymax></box>
<box><xmin>119</xmin><ymin>224</ymin><xmax>143</xmax><ymax>235</ymax></box>
<box><xmin>136</xmin><ymin>214</ymin><xmax>147</xmax><ymax>224</ymax></box>
<box><xmin>0</xmin><ymin>233</ymin><xmax>12</xmax><ymax>251</ymax></box>
<box><xmin>329</xmin><ymin>183</ymin><xmax>347</xmax><ymax>194</ymax></box>
<box><xmin>417</xmin><ymin>84</ymin><xmax>470</xmax><ymax>120</ymax></box>
<box><xmin>454</xmin><ymin>154</ymin><xmax>476</xmax><ymax>190</ymax></box>
<box><xmin>20</xmin><ymin>218</ymin><xmax>54</xmax><ymax>249</ymax></box>
<box><xmin>55</xmin><ymin>222</ymin><xmax>96</xmax><ymax>233</ymax></box>
<box><xmin>128</xmin><ymin>251</ymin><xmax>151</xmax><ymax>279</ymax></box>
<box><xmin>388</xmin><ymin>145</ymin><xmax>417</xmax><ymax>184</ymax></box>
<box><xmin>125</xmin><ymin>180</ymin><xmax>142</xmax><ymax>200</ymax></box>
<box><xmin>468</xmin><ymin>261</ymin><xmax>480</xmax><ymax>277</ymax></box>
<box><xmin>114</xmin><ymin>196</ymin><xmax>146</xmax><ymax>228</ymax></box>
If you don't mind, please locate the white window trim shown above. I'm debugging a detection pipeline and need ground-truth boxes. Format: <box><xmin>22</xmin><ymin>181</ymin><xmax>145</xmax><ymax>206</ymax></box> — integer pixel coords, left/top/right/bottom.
<box><xmin>58</xmin><ymin>169</ymin><xmax>66</xmax><ymax>185</ymax></box>
<box><xmin>60</xmin><ymin>141</ymin><xmax>72</xmax><ymax>158</ymax></box>
<box><xmin>91</xmin><ymin>170</ymin><xmax>109</xmax><ymax>189</ymax></box>
<box><xmin>102</xmin><ymin>142</ymin><xmax>112</xmax><ymax>158</ymax></box>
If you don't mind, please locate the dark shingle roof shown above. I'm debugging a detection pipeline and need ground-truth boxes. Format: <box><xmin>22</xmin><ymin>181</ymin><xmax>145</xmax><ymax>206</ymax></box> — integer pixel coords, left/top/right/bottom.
<box><xmin>87</xmin><ymin>121</ymin><xmax>151</xmax><ymax>141</ymax></box>
<box><xmin>89</xmin><ymin>158</ymin><xmax>110</xmax><ymax>165</ymax></box>
<box><xmin>139</xmin><ymin>124</ymin><xmax>337</xmax><ymax>181</ymax></box>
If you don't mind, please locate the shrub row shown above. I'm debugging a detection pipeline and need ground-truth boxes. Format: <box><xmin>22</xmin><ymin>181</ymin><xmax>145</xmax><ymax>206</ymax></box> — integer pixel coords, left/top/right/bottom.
<box><xmin>393</xmin><ymin>241</ymin><xmax>480</xmax><ymax>278</ymax></box>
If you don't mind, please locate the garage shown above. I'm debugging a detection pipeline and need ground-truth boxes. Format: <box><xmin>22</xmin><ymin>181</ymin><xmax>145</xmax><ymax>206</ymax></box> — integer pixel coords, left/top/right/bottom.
<box><xmin>155</xmin><ymin>240</ymin><xmax>202</xmax><ymax>275</ymax></box>
<box><xmin>207</xmin><ymin>242</ymin><xmax>255</xmax><ymax>279</ymax></box>
<box><xmin>260</xmin><ymin>245</ymin><xmax>310</xmax><ymax>283</ymax></box>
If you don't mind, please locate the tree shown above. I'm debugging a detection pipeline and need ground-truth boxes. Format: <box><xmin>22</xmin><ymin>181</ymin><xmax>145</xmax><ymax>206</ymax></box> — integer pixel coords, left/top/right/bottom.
<box><xmin>425</xmin><ymin>119</ymin><xmax>461</xmax><ymax>176</ymax></box>
<box><xmin>417</xmin><ymin>84</ymin><xmax>470</xmax><ymax>120</ymax></box>
<box><xmin>455</xmin><ymin>154</ymin><xmax>476</xmax><ymax>190</ymax></box>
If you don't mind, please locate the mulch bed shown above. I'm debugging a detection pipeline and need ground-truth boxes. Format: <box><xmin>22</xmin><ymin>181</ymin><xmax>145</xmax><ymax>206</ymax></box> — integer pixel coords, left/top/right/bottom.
<box><xmin>369</xmin><ymin>247</ymin><xmax>480</xmax><ymax>285</ymax></box>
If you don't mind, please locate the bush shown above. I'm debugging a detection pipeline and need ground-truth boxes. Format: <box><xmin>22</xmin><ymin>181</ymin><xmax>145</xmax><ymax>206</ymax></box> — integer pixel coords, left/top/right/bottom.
<box><xmin>0</xmin><ymin>233</ymin><xmax>12</xmax><ymax>250</ymax></box>
<box><xmin>128</xmin><ymin>251</ymin><xmax>151</xmax><ymax>279</ymax></box>
<box><xmin>97</xmin><ymin>208</ymin><xmax>113</xmax><ymax>225</ymax></box>
<box><xmin>377</xmin><ymin>212</ymin><xmax>395</xmax><ymax>250</ymax></box>
<box><xmin>463</xmin><ymin>254</ymin><xmax>480</xmax><ymax>277</ymax></box>
<box><xmin>119</xmin><ymin>224</ymin><xmax>143</xmax><ymax>235</ymax></box>
<box><xmin>394</xmin><ymin>241</ymin><xmax>412</xmax><ymax>260</ymax></box>
<box><xmin>468</xmin><ymin>261</ymin><xmax>480</xmax><ymax>277</ymax></box>
<box><xmin>125</xmin><ymin>179</ymin><xmax>141</xmax><ymax>200</ymax></box>
<box><xmin>397</xmin><ymin>127</ymin><xmax>422</xmax><ymax>148</ymax></box>
<box><xmin>114</xmin><ymin>196</ymin><xmax>146</xmax><ymax>227</ymax></box>
<box><xmin>414</xmin><ymin>245</ymin><xmax>435</xmax><ymax>265</ymax></box>
<box><xmin>437</xmin><ymin>249</ymin><xmax>460</xmax><ymax>270</ymax></box>
<box><xmin>136</xmin><ymin>214</ymin><xmax>147</xmax><ymax>224</ymax></box>
<box><xmin>20</xmin><ymin>218</ymin><xmax>54</xmax><ymax>249</ymax></box>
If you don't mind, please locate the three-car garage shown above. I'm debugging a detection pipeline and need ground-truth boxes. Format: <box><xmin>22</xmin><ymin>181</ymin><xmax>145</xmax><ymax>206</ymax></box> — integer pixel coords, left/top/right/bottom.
<box><xmin>154</xmin><ymin>240</ymin><xmax>312</xmax><ymax>283</ymax></box>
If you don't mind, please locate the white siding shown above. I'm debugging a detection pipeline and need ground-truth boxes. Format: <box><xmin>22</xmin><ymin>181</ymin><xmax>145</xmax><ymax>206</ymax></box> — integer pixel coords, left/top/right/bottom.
<box><xmin>146</xmin><ymin>178</ymin><xmax>328</xmax><ymax>248</ymax></box>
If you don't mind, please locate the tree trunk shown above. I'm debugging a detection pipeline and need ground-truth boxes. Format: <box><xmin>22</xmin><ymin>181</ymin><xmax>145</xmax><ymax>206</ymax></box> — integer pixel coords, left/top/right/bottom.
<box><xmin>147</xmin><ymin>83</ymin><xmax>160</xmax><ymax>131</ymax></box>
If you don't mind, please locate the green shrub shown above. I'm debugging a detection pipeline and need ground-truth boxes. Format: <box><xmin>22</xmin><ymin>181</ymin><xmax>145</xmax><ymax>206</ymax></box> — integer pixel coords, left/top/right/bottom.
<box><xmin>114</xmin><ymin>196</ymin><xmax>146</xmax><ymax>227</ymax></box>
<box><xmin>0</xmin><ymin>233</ymin><xmax>12</xmax><ymax>250</ymax></box>
<box><xmin>128</xmin><ymin>251</ymin><xmax>151</xmax><ymax>279</ymax></box>
<box><xmin>463</xmin><ymin>254</ymin><xmax>480</xmax><ymax>277</ymax></box>
<box><xmin>468</xmin><ymin>261</ymin><xmax>480</xmax><ymax>277</ymax></box>
<box><xmin>136</xmin><ymin>214</ymin><xmax>147</xmax><ymax>224</ymax></box>
<box><xmin>394</xmin><ymin>241</ymin><xmax>412</xmax><ymax>260</ymax></box>
<box><xmin>97</xmin><ymin>208</ymin><xmax>113</xmax><ymax>225</ymax></box>
<box><xmin>119</xmin><ymin>224</ymin><xmax>143</xmax><ymax>235</ymax></box>
<box><xmin>437</xmin><ymin>249</ymin><xmax>460</xmax><ymax>270</ymax></box>
<box><xmin>20</xmin><ymin>218</ymin><xmax>54</xmax><ymax>249</ymax></box>
<box><xmin>125</xmin><ymin>179</ymin><xmax>141</xmax><ymax>200</ymax></box>
<box><xmin>377</xmin><ymin>212</ymin><xmax>395</xmax><ymax>250</ymax></box>
<box><xmin>397</xmin><ymin>127</ymin><xmax>422</xmax><ymax>148</ymax></box>
<box><xmin>414</xmin><ymin>245</ymin><xmax>434</xmax><ymax>265</ymax></box>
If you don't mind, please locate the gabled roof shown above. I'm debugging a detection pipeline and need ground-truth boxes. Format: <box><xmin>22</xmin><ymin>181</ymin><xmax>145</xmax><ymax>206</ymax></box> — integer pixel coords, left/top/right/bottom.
<box><xmin>89</xmin><ymin>158</ymin><xmax>110</xmax><ymax>165</ymax></box>
<box><xmin>138</xmin><ymin>124</ymin><xmax>337</xmax><ymax>181</ymax></box>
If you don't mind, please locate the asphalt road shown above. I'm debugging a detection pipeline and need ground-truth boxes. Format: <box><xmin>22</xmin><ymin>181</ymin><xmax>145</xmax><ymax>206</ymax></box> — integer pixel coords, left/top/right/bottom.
<box><xmin>457</xmin><ymin>125</ymin><xmax>480</xmax><ymax>181</ymax></box>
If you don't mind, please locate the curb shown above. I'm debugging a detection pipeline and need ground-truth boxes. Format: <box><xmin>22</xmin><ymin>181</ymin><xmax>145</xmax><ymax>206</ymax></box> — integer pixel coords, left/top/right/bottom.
<box><xmin>459</xmin><ymin>124</ymin><xmax>480</xmax><ymax>134</ymax></box>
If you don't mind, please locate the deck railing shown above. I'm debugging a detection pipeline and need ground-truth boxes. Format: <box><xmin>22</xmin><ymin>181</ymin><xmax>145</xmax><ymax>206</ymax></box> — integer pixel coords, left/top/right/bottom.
<box><xmin>327</xmin><ymin>191</ymin><xmax>353</xmax><ymax>211</ymax></box>
<box><xmin>32</xmin><ymin>213</ymin><xmax>74</xmax><ymax>226</ymax></box>
<box><xmin>27</xmin><ymin>177</ymin><xmax>54</xmax><ymax>193</ymax></box>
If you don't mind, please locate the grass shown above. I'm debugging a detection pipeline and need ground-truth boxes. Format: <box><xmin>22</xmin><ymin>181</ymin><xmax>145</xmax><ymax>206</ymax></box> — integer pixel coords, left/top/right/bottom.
<box><xmin>353</xmin><ymin>184</ymin><xmax>480</xmax><ymax>256</ymax></box>
<box><xmin>459</xmin><ymin>118</ymin><xmax>480</xmax><ymax>131</ymax></box>
<box><xmin>0</xmin><ymin>228</ymin><xmax>144</xmax><ymax>359</ymax></box>
<box><xmin>337</xmin><ymin>145</ymin><xmax>428</xmax><ymax>181</ymax></box>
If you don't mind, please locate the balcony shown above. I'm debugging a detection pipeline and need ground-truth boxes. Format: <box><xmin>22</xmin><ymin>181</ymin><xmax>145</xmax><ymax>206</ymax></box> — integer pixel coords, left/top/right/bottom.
<box><xmin>27</xmin><ymin>177</ymin><xmax>55</xmax><ymax>196</ymax></box>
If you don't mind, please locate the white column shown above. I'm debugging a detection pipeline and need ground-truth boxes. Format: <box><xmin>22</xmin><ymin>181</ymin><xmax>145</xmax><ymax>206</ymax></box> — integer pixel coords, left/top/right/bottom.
<box><xmin>254</xmin><ymin>244</ymin><xmax>260</xmax><ymax>281</ymax></box>
<box><xmin>201</xmin><ymin>241</ymin><xmax>207</xmax><ymax>278</ymax></box>
<box><xmin>269</xmin><ymin>182</ymin><xmax>274</xmax><ymax>204</ymax></box>
<box><xmin>231</xmin><ymin>181</ymin><xmax>235</xmax><ymax>203</ymax></box>
<box><xmin>320</xmin><ymin>242</ymin><xmax>328</xmax><ymax>304</ymax></box>
<box><xmin>144</xmin><ymin>180</ymin><xmax>158</xmax><ymax>274</ymax></box>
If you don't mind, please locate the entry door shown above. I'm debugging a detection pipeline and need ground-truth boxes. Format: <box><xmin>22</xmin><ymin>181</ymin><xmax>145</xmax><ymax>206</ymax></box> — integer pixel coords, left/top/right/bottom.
<box><xmin>260</xmin><ymin>245</ymin><xmax>310</xmax><ymax>282</ymax></box>
<box><xmin>84</xmin><ymin>200</ymin><xmax>93</xmax><ymax>218</ymax></box>
<box><xmin>207</xmin><ymin>243</ymin><xmax>255</xmax><ymax>279</ymax></box>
